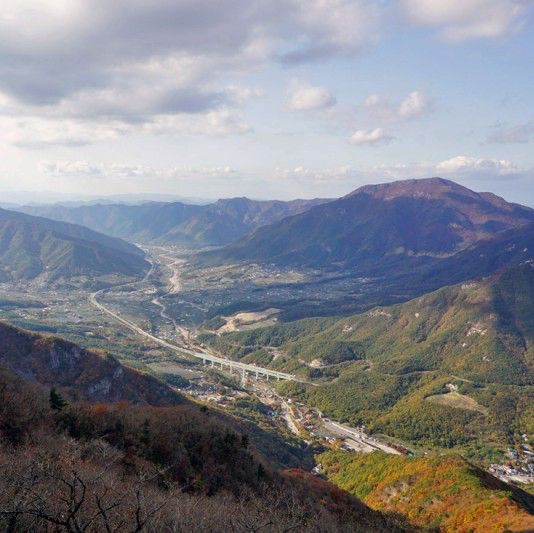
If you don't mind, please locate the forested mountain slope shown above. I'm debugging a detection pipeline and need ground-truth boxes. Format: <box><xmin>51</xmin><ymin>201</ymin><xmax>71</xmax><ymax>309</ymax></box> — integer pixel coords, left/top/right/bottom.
<box><xmin>319</xmin><ymin>451</ymin><xmax>534</xmax><ymax>533</ymax></box>
<box><xmin>203</xmin><ymin>263</ymin><xmax>534</xmax><ymax>453</ymax></box>
<box><xmin>0</xmin><ymin>337</ymin><xmax>403</xmax><ymax>532</ymax></box>
<box><xmin>0</xmin><ymin>208</ymin><xmax>148</xmax><ymax>283</ymax></box>
<box><xmin>0</xmin><ymin>321</ymin><xmax>183</xmax><ymax>405</ymax></box>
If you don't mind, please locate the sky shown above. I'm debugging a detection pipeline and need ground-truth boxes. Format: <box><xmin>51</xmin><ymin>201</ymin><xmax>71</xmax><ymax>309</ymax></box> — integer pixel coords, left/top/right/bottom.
<box><xmin>0</xmin><ymin>0</ymin><xmax>533</xmax><ymax>204</ymax></box>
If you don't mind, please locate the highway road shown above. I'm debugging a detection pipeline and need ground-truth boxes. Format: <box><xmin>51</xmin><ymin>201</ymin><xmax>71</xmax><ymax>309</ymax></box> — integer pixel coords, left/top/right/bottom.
<box><xmin>321</xmin><ymin>418</ymin><xmax>401</xmax><ymax>454</ymax></box>
<box><xmin>89</xmin><ymin>287</ymin><xmax>295</xmax><ymax>382</ymax></box>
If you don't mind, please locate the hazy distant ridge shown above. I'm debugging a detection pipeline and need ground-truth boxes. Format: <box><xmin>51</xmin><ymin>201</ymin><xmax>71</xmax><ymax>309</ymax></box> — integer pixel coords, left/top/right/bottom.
<box><xmin>18</xmin><ymin>197</ymin><xmax>329</xmax><ymax>247</ymax></box>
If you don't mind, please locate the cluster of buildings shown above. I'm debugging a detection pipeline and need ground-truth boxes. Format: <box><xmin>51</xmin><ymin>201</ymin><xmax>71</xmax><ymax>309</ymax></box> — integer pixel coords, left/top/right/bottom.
<box><xmin>489</xmin><ymin>445</ymin><xmax>534</xmax><ymax>485</ymax></box>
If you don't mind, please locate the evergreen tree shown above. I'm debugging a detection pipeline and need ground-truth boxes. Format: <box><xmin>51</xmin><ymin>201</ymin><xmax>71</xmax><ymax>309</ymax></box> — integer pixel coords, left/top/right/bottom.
<box><xmin>49</xmin><ymin>387</ymin><xmax>67</xmax><ymax>411</ymax></box>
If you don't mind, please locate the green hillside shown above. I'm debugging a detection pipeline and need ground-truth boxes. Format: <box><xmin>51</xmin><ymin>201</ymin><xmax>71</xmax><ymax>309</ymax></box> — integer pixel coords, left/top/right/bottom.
<box><xmin>203</xmin><ymin>264</ymin><xmax>534</xmax><ymax>454</ymax></box>
<box><xmin>0</xmin><ymin>208</ymin><xmax>148</xmax><ymax>283</ymax></box>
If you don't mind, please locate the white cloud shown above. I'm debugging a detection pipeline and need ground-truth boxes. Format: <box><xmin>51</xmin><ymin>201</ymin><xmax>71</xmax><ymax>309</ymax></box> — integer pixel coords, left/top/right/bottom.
<box><xmin>398</xmin><ymin>90</ymin><xmax>429</xmax><ymax>119</ymax></box>
<box><xmin>282</xmin><ymin>0</ymin><xmax>383</xmax><ymax>62</ymax></box>
<box><xmin>370</xmin><ymin>155</ymin><xmax>519</xmax><ymax>180</ymax></box>
<box><xmin>274</xmin><ymin>164</ymin><xmax>357</xmax><ymax>183</ymax></box>
<box><xmin>360</xmin><ymin>90</ymin><xmax>431</xmax><ymax>129</ymax></box>
<box><xmin>276</xmin><ymin>155</ymin><xmax>527</xmax><ymax>184</ymax></box>
<box><xmin>39</xmin><ymin>160</ymin><xmax>238</xmax><ymax>181</ymax></box>
<box><xmin>0</xmin><ymin>117</ymin><xmax>131</xmax><ymax>148</ymax></box>
<box><xmin>286</xmin><ymin>80</ymin><xmax>336</xmax><ymax>111</ymax></box>
<box><xmin>349</xmin><ymin>127</ymin><xmax>393</xmax><ymax>145</ymax></box>
<box><xmin>39</xmin><ymin>160</ymin><xmax>106</xmax><ymax>177</ymax></box>
<box><xmin>225</xmin><ymin>85</ymin><xmax>265</xmax><ymax>106</ymax></box>
<box><xmin>0</xmin><ymin>0</ymin><xmax>386</xmax><ymax>147</ymax></box>
<box><xmin>401</xmin><ymin>0</ymin><xmax>530</xmax><ymax>41</ymax></box>
<box><xmin>0</xmin><ymin>108</ymin><xmax>251</xmax><ymax>148</ymax></box>
<box><xmin>146</xmin><ymin>109</ymin><xmax>252</xmax><ymax>137</ymax></box>
<box><xmin>436</xmin><ymin>155</ymin><xmax>517</xmax><ymax>174</ymax></box>
<box><xmin>364</xmin><ymin>94</ymin><xmax>388</xmax><ymax>108</ymax></box>
<box><xmin>364</xmin><ymin>157</ymin><xmax>520</xmax><ymax>182</ymax></box>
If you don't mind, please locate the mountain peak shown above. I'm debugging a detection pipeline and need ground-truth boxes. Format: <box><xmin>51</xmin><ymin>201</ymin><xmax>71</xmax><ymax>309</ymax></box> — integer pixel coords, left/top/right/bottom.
<box><xmin>346</xmin><ymin>177</ymin><xmax>477</xmax><ymax>201</ymax></box>
<box><xmin>200</xmin><ymin>176</ymin><xmax>534</xmax><ymax>272</ymax></box>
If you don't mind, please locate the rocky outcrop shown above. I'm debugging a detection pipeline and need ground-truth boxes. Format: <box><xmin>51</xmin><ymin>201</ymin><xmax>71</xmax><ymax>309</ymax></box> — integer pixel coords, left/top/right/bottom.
<box><xmin>0</xmin><ymin>321</ymin><xmax>184</xmax><ymax>406</ymax></box>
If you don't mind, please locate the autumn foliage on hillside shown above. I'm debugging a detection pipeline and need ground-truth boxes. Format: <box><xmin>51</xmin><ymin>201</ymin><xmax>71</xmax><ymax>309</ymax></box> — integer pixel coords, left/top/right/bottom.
<box><xmin>0</xmin><ymin>367</ymin><xmax>403</xmax><ymax>532</ymax></box>
<box><xmin>319</xmin><ymin>450</ymin><xmax>534</xmax><ymax>533</ymax></box>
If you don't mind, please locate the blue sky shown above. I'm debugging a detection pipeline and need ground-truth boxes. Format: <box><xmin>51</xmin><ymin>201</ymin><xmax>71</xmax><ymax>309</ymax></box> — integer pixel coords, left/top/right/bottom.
<box><xmin>0</xmin><ymin>0</ymin><xmax>533</xmax><ymax>204</ymax></box>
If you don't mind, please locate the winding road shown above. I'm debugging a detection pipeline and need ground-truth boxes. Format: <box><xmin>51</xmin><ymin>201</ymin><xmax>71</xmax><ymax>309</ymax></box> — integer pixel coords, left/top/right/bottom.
<box><xmin>89</xmin><ymin>252</ymin><xmax>295</xmax><ymax>382</ymax></box>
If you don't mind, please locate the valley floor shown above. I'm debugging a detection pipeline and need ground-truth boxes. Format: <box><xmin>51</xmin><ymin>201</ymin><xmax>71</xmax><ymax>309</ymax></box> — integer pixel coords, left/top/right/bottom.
<box><xmin>2</xmin><ymin>245</ymin><xmax>533</xmax><ymax>491</ymax></box>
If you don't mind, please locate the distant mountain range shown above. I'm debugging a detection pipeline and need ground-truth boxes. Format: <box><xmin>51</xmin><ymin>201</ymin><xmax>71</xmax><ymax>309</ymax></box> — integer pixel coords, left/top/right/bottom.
<box><xmin>0</xmin><ymin>208</ymin><xmax>148</xmax><ymax>283</ymax></box>
<box><xmin>3</xmin><ymin>177</ymin><xmax>534</xmax><ymax>531</ymax></box>
<box><xmin>17</xmin><ymin>197</ymin><xmax>328</xmax><ymax>247</ymax></box>
<box><xmin>199</xmin><ymin>178</ymin><xmax>534</xmax><ymax>270</ymax></box>
<box><xmin>0</xmin><ymin>191</ymin><xmax>212</xmax><ymax>206</ymax></box>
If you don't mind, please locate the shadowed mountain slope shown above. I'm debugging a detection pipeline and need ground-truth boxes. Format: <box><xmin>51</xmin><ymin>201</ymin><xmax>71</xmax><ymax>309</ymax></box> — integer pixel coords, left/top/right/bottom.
<box><xmin>0</xmin><ymin>369</ymin><xmax>406</xmax><ymax>532</ymax></box>
<box><xmin>198</xmin><ymin>178</ymin><xmax>534</xmax><ymax>270</ymax></box>
<box><xmin>0</xmin><ymin>321</ymin><xmax>182</xmax><ymax>405</ymax></box>
<box><xmin>0</xmin><ymin>327</ymin><xmax>405</xmax><ymax>532</ymax></box>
